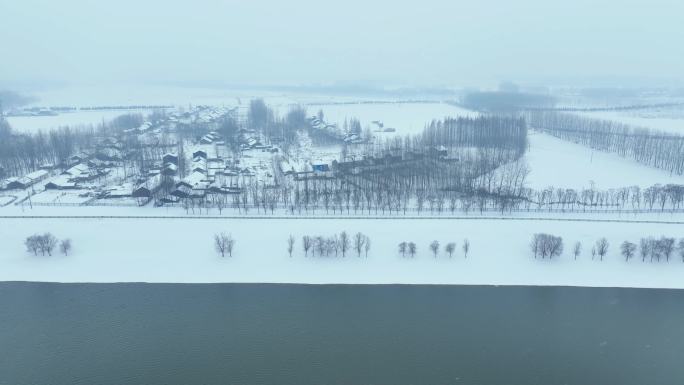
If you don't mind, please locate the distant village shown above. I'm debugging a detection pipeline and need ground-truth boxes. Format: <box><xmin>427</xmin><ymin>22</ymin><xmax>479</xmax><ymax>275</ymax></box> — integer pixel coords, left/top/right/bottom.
<box><xmin>0</xmin><ymin>102</ymin><xmax>401</xmax><ymax>210</ymax></box>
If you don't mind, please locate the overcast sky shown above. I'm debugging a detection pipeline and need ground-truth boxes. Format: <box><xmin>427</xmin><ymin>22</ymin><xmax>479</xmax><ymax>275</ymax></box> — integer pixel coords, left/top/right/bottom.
<box><xmin>1</xmin><ymin>0</ymin><xmax>683</xmax><ymax>90</ymax></box>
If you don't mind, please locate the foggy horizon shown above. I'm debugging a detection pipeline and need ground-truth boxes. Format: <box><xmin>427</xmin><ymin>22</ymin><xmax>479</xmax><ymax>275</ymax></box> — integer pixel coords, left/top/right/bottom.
<box><xmin>2</xmin><ymin>0</ymin><xmax>684</xmax><ymax>91</ymax></box>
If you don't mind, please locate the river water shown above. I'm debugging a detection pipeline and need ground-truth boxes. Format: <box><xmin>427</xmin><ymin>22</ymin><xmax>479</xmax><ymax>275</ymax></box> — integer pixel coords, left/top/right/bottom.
<box><xmin>1</xmin><ymin>283</ymin><xmax>683</xmax><ymax>385</ymax></box>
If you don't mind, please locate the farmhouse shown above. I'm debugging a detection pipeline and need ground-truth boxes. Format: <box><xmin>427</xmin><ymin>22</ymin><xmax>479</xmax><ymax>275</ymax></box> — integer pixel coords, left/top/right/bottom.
<box><xmin>7</xmin><ymin>169</ymin><xmax>49</xmax><ymax>189</ymax></box>
<box><xmin>192</xmin><ymin>150</ymin><xmax>207</xmax><ymax>159</ymax></box>
<box><xmin>172</xmin><ymin>171</ymin><xmax>209</xmax><ymax>198</ymax></box>
<box><xmin>68</xmin><ymin>153</ymin><xmax>89</xmax><ymax>165</ymax></box>
<box><xmin>200</xmin><ymin>133</ymin><xmax>218</xmax><ymax>144</ymax></box>
<box><xmin>163</xmin><ymin>153</ymin><xmax>179</xmax><ymax>165</ymax></box>
<box><xmin>63</xmin><ymin>163</ymin><xmax>104</xmax><ymax>182</ymax></box>
<box><xmin>45</xmin><ymin>176</ymin><xmax>78</xmax><ymax>190</ymax></box>
<box><xmin>132</xmin><ymin>174</ymin><xmax>163</xmax><ymax>198</ymax></box>
<box><xmin>162</xmin><ymin>163</ymin><xmax>178</xmax><ymax>176</ymax></box>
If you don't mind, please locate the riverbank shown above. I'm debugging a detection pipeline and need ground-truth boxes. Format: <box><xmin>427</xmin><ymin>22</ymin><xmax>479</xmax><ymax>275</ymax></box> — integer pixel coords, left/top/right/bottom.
<box><xmin>0</xmin><ymin>217</ymin><xmax>682</xmax><ymax>288</ymax></box>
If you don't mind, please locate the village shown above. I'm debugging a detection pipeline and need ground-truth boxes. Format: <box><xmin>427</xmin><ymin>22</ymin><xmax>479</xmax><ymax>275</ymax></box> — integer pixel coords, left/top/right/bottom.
<box><xmin>0</xmin><ymin>102</ymin><xmax>389</xmax><ymax>212</ymax></box>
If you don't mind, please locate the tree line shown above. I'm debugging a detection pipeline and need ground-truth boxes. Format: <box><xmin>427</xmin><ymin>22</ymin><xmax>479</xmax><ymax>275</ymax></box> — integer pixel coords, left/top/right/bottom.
<box><xmin>297</xmin><ymin>231</ymin><xmax>370</xmax><ymax>258</ymax></box>
<box><xmin>528</xmin><ymin>111</ymin><xmax>684</xmax><ymax>176</ymax></box>
<box><xmin>399</xmin><ymin>238</ymin><xmax>470</xmax><ymax>258</ymax></box>
<box><xmin>531</xmin><ymin>233</ymin><xmax>683</xmax><ymax>262</ymax></box>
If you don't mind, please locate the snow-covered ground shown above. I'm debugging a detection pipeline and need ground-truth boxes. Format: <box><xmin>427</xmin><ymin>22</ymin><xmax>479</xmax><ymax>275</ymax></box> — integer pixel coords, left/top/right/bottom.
<box><xmin>524</xmin><ymin>132</ymin><xmax>684</xmax><ymax>189</ymax></box>
<box><xmin>311</xmin><ymin>102</ymin><xmax>478</xmax><ymax>136</ymax></box>
<box><xmin>575</xmin><ymin>110</ymin><xmax>684</xmax><ymax>134</ymax></box>
<box><xmin>6</xmin><ymin>109</ymin><xmax>154</xmax><ymax>133</ymax></box>
<box><xmin>0</xmin><ymin>217</ymin><xmax>682</xmax><ymax>288</ymax></box>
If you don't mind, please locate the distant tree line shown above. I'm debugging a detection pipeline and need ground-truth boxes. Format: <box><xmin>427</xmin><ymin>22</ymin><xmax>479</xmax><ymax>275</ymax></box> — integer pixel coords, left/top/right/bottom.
<box><xmin>462</xmin><ymin>91</ymin><xmax>556</xmax><ymax>112</ymax></box>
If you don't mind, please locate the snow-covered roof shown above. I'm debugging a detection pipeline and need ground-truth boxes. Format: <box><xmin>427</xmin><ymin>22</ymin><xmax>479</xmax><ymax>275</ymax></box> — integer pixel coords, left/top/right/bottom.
<box><xmin>45</xmin><ymin>176</ymin><xmax>77</xmax><ymax>189</ymax></box>
<box><xmin>64</xmin><ymin>163</ymin><xmax>90</xmax><ymax>176</ymax></box>
<box><xmin>177</xmin><ymin>171</ymin><xmax>206</xmax><ymax>188</ymax></box>
<box><xmin>25</xmin><ymin>169</ymin><xmax>48</xmax><ymax>181</ymax></box>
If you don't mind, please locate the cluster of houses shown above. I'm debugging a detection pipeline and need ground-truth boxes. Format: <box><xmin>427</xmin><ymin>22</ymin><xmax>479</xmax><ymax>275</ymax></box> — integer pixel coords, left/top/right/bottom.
<box><xmin>309</xmin><ymin>116</ymin><xmax>363</xmax><ymax>143</ymax></box>
<box><xmin>194</xmin><ymin>106</ymin><xmax>236</xmax><ymax>124</ymax></box>
<box><xmin>200</xmin><ymin>131</ymin><xmax>223</xmax><ymax>145</ymax></box>
<box><xmin>166</xmin><ymin>149</ymin><xmax>246</xmax><ymax>202</ymax></box>
<box><xmin>238</xmin><ymin>128</ymin><xmax>277</xmax><ymax>152</ymax></box>
<box><xmin>1</xmin><ymin>169</ymin><xmax>50</xmax><ymax>190</ymax></box>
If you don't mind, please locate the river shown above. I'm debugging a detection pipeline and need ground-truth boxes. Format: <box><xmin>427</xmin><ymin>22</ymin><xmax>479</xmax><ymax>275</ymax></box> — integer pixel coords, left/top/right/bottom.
<box><xmin>1</xmin><ymin>283</ymin><xmax>682</xmax><ymax>385</ymax></box>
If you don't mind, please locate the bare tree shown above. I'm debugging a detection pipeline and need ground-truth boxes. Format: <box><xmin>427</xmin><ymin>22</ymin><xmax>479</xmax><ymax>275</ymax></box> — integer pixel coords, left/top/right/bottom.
<box><xmin>660</xmin><ymin>237</ymin><xmax>675</xmax><ymax>262</ymax></box>
<box><xmin>639</xmin><ymin>238</ymin><xmax>651</xmax><ymax>262</ymax></box>
<box><xmin>214</xmin><ymin>233</ymin><xmax>229</xmax><ymax>257</ymax></box>
<box><xmin>430</xmin><ymin>240</ymin><xmax>440</xmax><ymax>257</ymax></box>
<box><xmin>445</xmin><ymin>242</ymin><xmax>456</xmax><ymax>258</ymax></box>
<box><xmin>330</xmin><ymin>235</ymin><xmax>340</xmax><ymax>257</ymax></box>
<box><xmin>364</xmin><ymin>235</ymin><xmax>371</xmax><ymax>257</ymax></box>
<box><xmin>573</xmin><ymin>242</ymin><xmax>581</xmax><ymax>260</ymax></box>
<box><xmin>340</xmin><ymin>231</ymin><xmax>350</xmax><ymax>257</ymax></box>
<box><xmin>591</xmin><ymin>246</ymin><xmax>597</xmax><ymax>260</ymax></box>
<box><xmin>315</xmin><ymin>236</ymin><xmax>326</xmax><ymax>257</ymax></box>
<box><xmin>530</xmin><ymin>234</ymin><xmax>563</xmax><ymax>259</ymax></box>
<box><xmin>399</xmin><ymin>241</ymin><xmax>407</xmax><ymax>257</ymax></box>
<box><xmin>462</xmin><ymin>239</ymin><xmax>470</xmax><ymax>258</ymax></box>
<box><xmin>287</xmin><ymin>235</ymin><xmax>295</xmax><ymax>257</ymax></box>
<box><xmin>302</xmin><ymin>236</ymin><xmax>312</xmax><ymax>257</ymax></box>
<box><xmin>24</xmin><ymin>235</ymin><xmax>40</xmax><ymax>256</ymax></box>
<box><xmin>226</xmin><ymin>234</ymin><xmax>235</xmax><ymax>257</ymax></box>
<box><xmin>596</xmin><ymin>238</ymin><xmax>609</xmax><ymax>261</ymax></box>
<box><xmin>678</xmin><ymin>238</ymin><xmax>684</xmax><ymax>263</ymax></box>
<box><xmin>354</xmin><ymin>232</ymin><xmax>365</xmax><ymax>257</ymax></box>
<box><xmin>408</xmin><ymin>242</ymin><xmax>417</xmax><ymax>258</ymax></box>
<box><xmin>60</xmin><ymin>239</ymin><xmax>72</xmax><ymax>256</ymax></box>
<box><xmin>548</xmin><ymin>236</ymin><xmax>563</xmax><ymax>258</ymax></box>
<box><xmin>37</xmin><ymin>233</ymin><xmax>58</xmax><ymax>256</ymax></box>
<box><xmin>620</xmin><ymin>241</ymin><xmax>636</xmax><ymax>261</ymax></box>
<box><xmin>531</xmin><ymin>234</ymin><xmax>541</xmax><ymax>258</ymax></box>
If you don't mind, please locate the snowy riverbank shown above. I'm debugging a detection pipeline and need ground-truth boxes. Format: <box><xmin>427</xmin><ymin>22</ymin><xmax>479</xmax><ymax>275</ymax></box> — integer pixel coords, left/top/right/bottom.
<box><xmin>1</xmin><ymin>217</ymin><xmax>683</xmax><ymax>288</ymax></box>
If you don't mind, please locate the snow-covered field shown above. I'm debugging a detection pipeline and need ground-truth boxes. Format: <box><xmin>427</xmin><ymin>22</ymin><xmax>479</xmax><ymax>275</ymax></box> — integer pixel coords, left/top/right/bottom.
<box><xmin>575</xmin><ymin>110</ymin><xmax>684</xmax><ymax>134</ymax></box>
<box><xmin>0</xmin><ymin>217</ymin><xmax>682</xmax><ymax>288</ymax></box>
<box><xmin>6</xmin><ymin>109</ymin><xmax>153</xmax><ymax>133</ymax></box>
<box><xmin>524</xmin><ymin>132</ymin><xmax>684</xmax><ymax>189</ymax></box>
<box><xmin>310</xmin><ymin>102</ymin><xmax>478</xmax><ymax>136</ymax></box>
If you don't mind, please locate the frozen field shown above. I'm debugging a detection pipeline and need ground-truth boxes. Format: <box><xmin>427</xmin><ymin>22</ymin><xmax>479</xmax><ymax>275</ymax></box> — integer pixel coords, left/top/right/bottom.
<box><xmin>0</xmin><ymin>217</ymin><xmax>682</xmax><ymax>288</ymax></box>
<box><xmin>6</xmin><ymin>109</ymin><xmax>153</xmax><ymax>133</ymax></box>
<box><xmin>524</xmin><ymin>132</ymin><xmax>684</xmax><ymax>189</ymax></box>
<box><xmin>312</xmin><ymin>102</ymin><xmax>478</xmax><ymax>136</ymax></box>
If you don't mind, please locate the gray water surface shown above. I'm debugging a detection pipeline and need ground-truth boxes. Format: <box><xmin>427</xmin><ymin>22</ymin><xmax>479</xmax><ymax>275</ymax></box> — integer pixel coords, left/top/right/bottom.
<box><xmin>1</xmin><ymin>283</ymin><xmax>683</xmax><ymax>385</ymax></box>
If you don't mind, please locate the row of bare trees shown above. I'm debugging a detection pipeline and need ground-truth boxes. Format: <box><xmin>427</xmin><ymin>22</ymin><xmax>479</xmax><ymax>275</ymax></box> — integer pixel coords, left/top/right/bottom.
<box><xmin>532</xmin><ymin>234</ymin><xmax>684</xmax><ymax>262</ymax></box>
<box><xmin>297</xmin><ymin>231</ymin><xmax>371</xmax><ymax>257</ymax></box>
<box><xmin>399</xmin><ymin>239</ymin><xmax>470</xmax><ymax>258</ymax></box>
<box><xmin>24</xmin><ymin>233</ymin><xmax>71</xmax><ymax>256</ymax></box>
<box><xmin>528</xmin><ymin>111</ymin><xmax>684</xmax><ymax>176</ymax></box>
<box><xmin>183</xmin><ymin>178</ymin><xmax>684</xmax><ymax>216</ymax></box>
<box><xmin>422</xmin><ymin>116</ymin><xmax>527</xmax><ymax>155</ymax></box>
<box><xmin>634</xmin><ymin>237</ymin><xmax>680</xmax><ymax>262</ymax></box>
